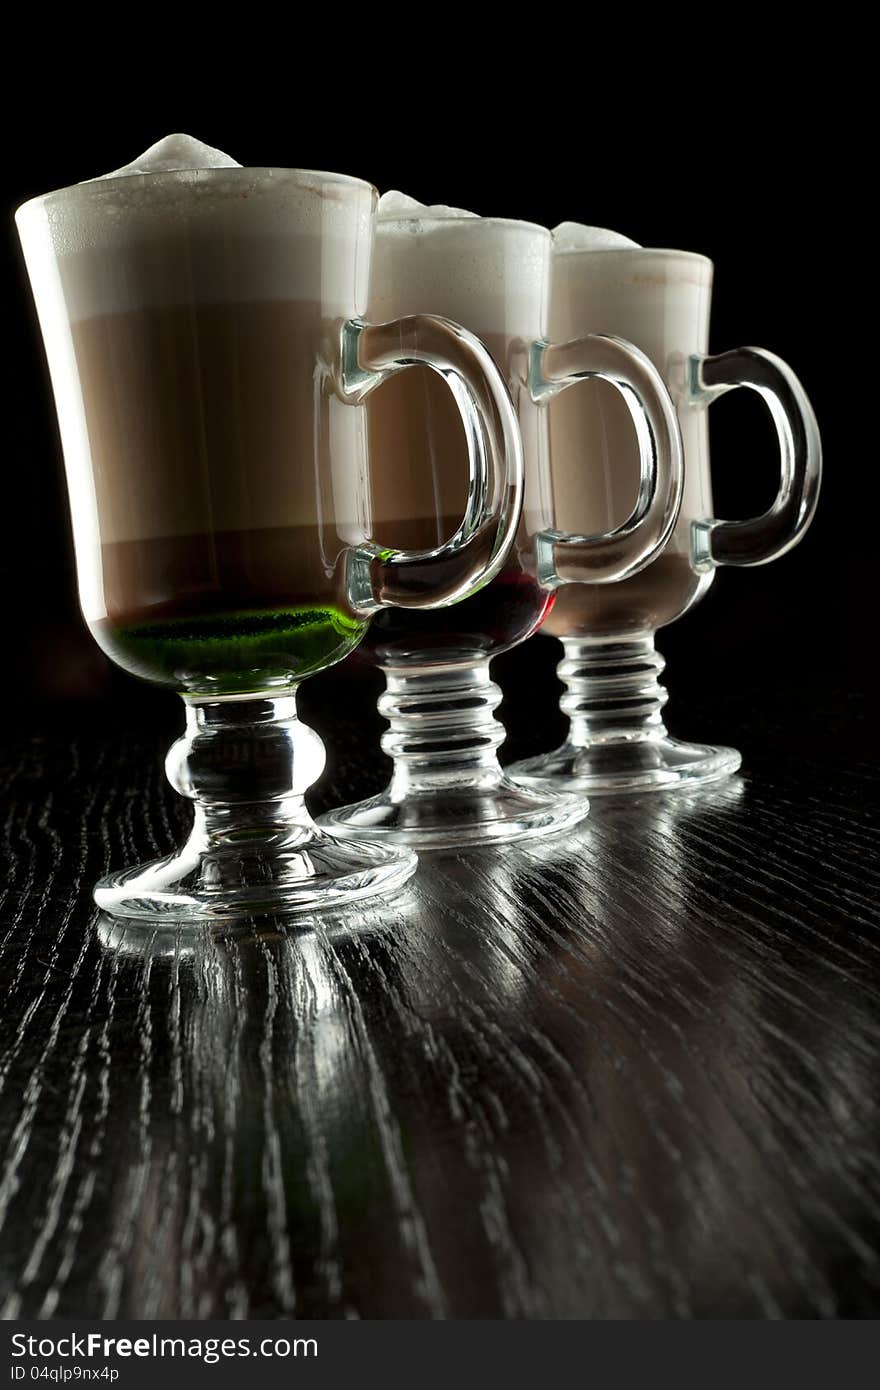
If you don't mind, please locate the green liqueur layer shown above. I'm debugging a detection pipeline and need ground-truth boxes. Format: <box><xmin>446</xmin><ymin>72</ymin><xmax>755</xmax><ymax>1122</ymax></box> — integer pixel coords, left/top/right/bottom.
<box><xmin>100</xmin><ymin>605</ymin><xmax>368</xmax><ymax>693</ymax></box>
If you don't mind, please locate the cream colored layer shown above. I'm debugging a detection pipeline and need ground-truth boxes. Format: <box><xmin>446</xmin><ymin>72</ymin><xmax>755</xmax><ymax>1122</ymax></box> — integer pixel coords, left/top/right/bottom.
<box><xmin>370</xmin><ymin>216</ymin><xmax>550</xmax><ymax>340</ymax></box>
<box><xmin>19</xmin><ymin>213</ymin><xmax>374</xmax><ymax>320</ymax></box>
<box><xmin>366</xmin><ymin>215</ymin><xmax>552</xmax><ymax>531</ymax></box>
<box><xmin>548</xmin><ymin>248</ymin><xmax>714</xmax><ymax>554</ymax></box>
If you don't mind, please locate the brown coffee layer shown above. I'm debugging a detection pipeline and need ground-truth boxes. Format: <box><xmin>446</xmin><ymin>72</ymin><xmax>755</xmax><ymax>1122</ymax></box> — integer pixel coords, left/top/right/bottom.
<box><xmin>542</xmin><ymin>553</ymin><xmax>710</xmax><ymax>638</ymax></box>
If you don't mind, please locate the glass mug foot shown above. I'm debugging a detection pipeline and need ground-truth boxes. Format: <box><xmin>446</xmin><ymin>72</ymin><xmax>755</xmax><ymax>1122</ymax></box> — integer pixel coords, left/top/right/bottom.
<box><xmin>320</xmin><ymin>777</ymin><xmax>587</xmax><ymax>851</ymax></box>
<box><xmin>94</xmin><ymin>828</ymin><xmax>416</xmax><ymax>923</ymax></box>
<box><xmin>511</xmin><ymin>737</ymin><xmax>741</xmax><ymax>797</ymax></box>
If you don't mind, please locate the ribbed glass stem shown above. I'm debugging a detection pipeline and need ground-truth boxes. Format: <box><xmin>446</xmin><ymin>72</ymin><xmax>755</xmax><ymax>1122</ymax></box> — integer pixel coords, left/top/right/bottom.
<box><xmin>378</xmin><ymin>658</ymin><xmax>506</xmax><ymax>796</ymax></box>
<box><xmin>559</xmin><ymin>635</ymin><xmax>669</xmax><ymax>748</ymax></box>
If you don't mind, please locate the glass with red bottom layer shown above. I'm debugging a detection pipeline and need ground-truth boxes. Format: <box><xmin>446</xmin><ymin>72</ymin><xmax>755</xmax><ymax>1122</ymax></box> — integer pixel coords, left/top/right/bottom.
<box><xmin>320</xmin><ymin>207</ymin><xmax>684</xmax><ymax>850</ymax></box>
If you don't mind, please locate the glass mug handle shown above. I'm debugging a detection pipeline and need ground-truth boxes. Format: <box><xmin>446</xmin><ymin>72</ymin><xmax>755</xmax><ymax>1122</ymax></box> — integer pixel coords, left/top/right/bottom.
<box><xmin>688</xmin><ymin>347</ymin><xmax>822</xmax><ymax>571</ymax></box>
<box><xmin>340</xmin><ymin>315</ymin><xmax>523</xmax><ymax>611</ymax></box>
<box><xmin>529</xmin><ymin>334</ymin><xmax>683</xmax><ymax>585</ymax></box>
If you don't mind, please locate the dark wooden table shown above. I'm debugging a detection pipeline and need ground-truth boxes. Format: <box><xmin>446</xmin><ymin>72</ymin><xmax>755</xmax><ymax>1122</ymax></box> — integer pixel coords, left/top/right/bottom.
<box><xmin>1</xmin><ymin>648</ymin><xmax>876</xmax><ymax>1320</ymax></box>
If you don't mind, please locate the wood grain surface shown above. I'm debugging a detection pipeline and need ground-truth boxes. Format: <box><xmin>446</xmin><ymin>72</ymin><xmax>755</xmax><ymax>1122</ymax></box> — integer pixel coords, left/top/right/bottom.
<box><xmin>0</xmin><ymin>662</ymin><xmax>877</xmax><ymax>1320</ymax></box>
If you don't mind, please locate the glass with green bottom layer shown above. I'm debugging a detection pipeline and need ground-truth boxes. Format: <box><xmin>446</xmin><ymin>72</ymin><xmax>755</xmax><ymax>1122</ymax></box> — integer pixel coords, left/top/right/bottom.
<box><xmin>92</xmin><ymin>604</ymin><xmax>368</xmax><ymax>694</ymax></box>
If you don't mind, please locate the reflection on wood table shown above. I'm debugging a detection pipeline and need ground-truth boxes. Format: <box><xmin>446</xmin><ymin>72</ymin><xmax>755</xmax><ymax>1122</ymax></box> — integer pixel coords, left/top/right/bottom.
<box><xmin>0</xmin><ymin>680</ymin><xmax>878</xmax><ymax>1318</ymax></box>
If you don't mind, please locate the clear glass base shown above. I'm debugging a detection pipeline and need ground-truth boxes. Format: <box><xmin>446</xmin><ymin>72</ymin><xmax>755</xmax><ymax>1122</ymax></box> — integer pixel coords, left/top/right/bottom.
<box><xmin>318</xmin><ymin>656</ymin><xmax>589</xmax><ymax>850</ymax></box>
<box><xmin>94</xmin><ymin>825</ymin><xmax>416</xmax><ymax>923</ymax></box>
<box><xmin>509</xmin><ymin>634</ymin><xmax>741</xmax><ymax>797</ymax></box>
<box><xmin>510</xmin><ymin>736</ymin><xmax>742</xmax><ymax>797</ymax></box>
<box><xmin>93</xmin><ymin>691</ymin><xmax>417</xmax><ymax>924</ymax></box>
<box><xmin>94</xmin><ymin>875</ymin><xmax>424</xmax><ymax>958</ymax></box>
<box><xmin>319</xmin><ymin>777</ymin><xmax>588</xmax><ymax>850</ymax></box>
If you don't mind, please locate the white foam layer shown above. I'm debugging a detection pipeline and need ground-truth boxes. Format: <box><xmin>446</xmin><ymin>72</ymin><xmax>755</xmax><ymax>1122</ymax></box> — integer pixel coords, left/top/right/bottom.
<box><xmin>91</xmin><ymin>133</ymin><xmax>242</xmax><ymax>179</ymax></box>
<box><xmin>552</xmin><ymin>244</ymin><xmax>713</xmax><ymax>303</ymax></box>
<box><xmin>378</xmin><ymin>189</ymin><xmax>478</xmax><ymax>221</ymax></box>
<box><xmin>17</xmin><ymin>135</ymin><xmax>374</xmax><ymax>252</ymax></box>
<box><xmin>551</xmin><ymin>223</ymin><xmax>711</xmax><ymax>290</ymax></box>
<box><xmin>549</xmin><ymin>246</ymin><xmax>713</xmax><ymax>361</ymax></box>
<box><xmin>553</xmin><ymin>222</ymin><xmax>641</xmax><ymax>252</ymax></box>
<box><xmin>16</xmin><ymin>139</ymin><xmax>377</xmax><ymax>316</ymax></box>
<box><xmin>370</xmin><ymin>189</ymin><xmax>550</xmax><ymax>336</ymax></box>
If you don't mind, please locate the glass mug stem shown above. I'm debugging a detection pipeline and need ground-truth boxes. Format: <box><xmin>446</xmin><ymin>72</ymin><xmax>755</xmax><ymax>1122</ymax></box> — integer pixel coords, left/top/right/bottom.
<box><xmin>94</xmin><ymin>693</ymin><xmax>417</xmax><ymax>921</ymax></box>
<box><xmin>321</xmin><ymin>652</ymin><xmax>587</xmax><ymax>848</ymax></box>
<box><xmin>380</xmin><ymin>658</ymin><xmax>507</xmax><ymax>796</ymax></box>
<box><xmin>513</xmin><ymin>633</ymin><xmax>741</xmax><ymax>796</ymax></box>
<box><xmin>559</xmin><ymin>635</ymin><xmax>669</xmax><ymax>748</ymax></box>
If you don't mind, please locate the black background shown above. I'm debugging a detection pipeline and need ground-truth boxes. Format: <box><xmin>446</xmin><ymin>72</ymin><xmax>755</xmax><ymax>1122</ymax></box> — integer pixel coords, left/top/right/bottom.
<box><xmin>0</xmin><ymin>60</ymin><xmax>873</xmax><ymax>1324</ymax></box>
<box><xmin>0</xmin><ymin>64</ymin><xmax>850</xmax><ymax>774</ymax></box>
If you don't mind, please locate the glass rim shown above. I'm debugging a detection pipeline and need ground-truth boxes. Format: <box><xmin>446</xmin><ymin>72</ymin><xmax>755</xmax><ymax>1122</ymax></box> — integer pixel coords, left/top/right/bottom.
<box><xmin>553</xmin><ymin>245</ymin><xmax>713</xmax><ymax>271</ymax></box>
<box><xmin>377</xmin><ymin>213</ymin><xmax>551</xmax><ymax>240</ymax></box>
<box><xmin>15</xmin><ymin>165</ymin><xmax>377</xmax><ymax>218</ymax></box>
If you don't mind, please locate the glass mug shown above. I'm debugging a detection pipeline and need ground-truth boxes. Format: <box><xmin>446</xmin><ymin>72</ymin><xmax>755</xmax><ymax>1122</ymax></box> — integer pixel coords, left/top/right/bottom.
<box><xmin>511</xmin><ymin>239</ymin><xmax>822</xmax><ymax>795</ymax></box>
<box><xmin>16</xmin><ymin>159</ymin><xmax>524</xmax><ymax>920</ymax></box>
<box><xmin>319</xmin><ymin>204</ymin><xmax>683</xmax><ymax>849</ymax></box>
